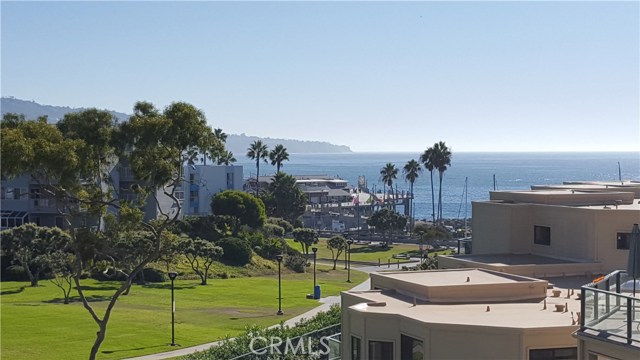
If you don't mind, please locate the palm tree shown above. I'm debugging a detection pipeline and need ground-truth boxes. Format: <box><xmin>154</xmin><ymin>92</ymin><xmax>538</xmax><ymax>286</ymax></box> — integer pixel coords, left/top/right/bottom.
<box><xmin>433</xmin><ymin>141</ymin><xmax>452</xmax><ymax>223</ymax></box>
<box><xmin>246</xmin><ymin>140</ymin><xmax>269</xmax><ymax>196</ymax></box>
<box><xmin>206</xmin><ymin>128</ymin><xmax>227</xmax><ymax>165</ymax></box>
<box><xmin>403</xmin><ymin>159</ymin><xmax>422</xmax><ymax>234</ymax></box>
<box><xmin>269</xmin><ymin>144</ymin><xmax>289</xmax><ymax>173</ymax></box>
<box><xmin>420</xmin><ymin>147</ymin><xmax>436</xmax><ymax>223</ymax></box>
<box><xmin>217</xmin><ymin>150</ymin><xmax>236</xmax><ymax>165</ymax></box>
<box><xmin>379</xmin><ymin>163</ymin><xmax>398</xmax><ymax>208</ymax></box>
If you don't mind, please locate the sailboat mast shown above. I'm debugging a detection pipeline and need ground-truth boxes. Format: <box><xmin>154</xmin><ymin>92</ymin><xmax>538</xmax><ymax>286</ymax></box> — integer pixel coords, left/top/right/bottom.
<box><xmin>464</xmin><ymin>177</ymin><xmax>468</xmax><ymax>238</ymax></box>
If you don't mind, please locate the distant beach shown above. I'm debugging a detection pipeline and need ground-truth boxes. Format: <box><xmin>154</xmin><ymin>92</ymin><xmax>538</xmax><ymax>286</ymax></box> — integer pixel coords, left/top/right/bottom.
<box><xmin>235</xmin><ymin>152</ymin><xmax>640</xmax><ymax>220</ymax></box>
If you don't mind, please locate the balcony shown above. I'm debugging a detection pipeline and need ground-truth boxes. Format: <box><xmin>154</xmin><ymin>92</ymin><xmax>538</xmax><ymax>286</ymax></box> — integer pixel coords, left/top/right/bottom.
<box><xmin>579</xmin><ymin>270</ymin><xmax>640</xmax><ymax>347</ymax></box>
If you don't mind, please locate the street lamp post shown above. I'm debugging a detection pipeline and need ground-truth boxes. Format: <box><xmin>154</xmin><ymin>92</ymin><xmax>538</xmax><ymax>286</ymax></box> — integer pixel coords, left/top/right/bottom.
<box><xmin>312</xmin><ymin>247</ymin><xmax>318</xmax><ymax>289</ymax></box>
<box><xmin>276</xmin><ymin>255</ymin><xmax>284</xmax><ymax>315</ymax></box>
<box><xmin>347</xmin><ymin>239</ymin><xmax>353</xmax><ymax>283</ymax></box>
<box><xmin>168</xmin><ymin>271</ymin><xmax>178</xmax><ymax>346</ymax></box>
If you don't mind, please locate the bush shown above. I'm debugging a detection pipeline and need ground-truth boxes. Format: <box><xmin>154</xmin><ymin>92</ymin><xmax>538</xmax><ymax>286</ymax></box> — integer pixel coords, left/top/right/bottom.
<box><xmin>255</xmin><ymin>237</ymin><xmax>283</xmax><ymax>260</ymax></box>
<box><xmin>142</xmin><ymin>267</ymin><xmax>166</xmax><ymax>282</ymax></box>
<box><xmin>217</xmin><ymin>237</ymin><xmax>253</xmax><ymax>265</ymax></box>
<box><xmin>266</xmin><ymin>217</ymin><xmax>293</xmax><ymax>234</ymax></box>
<box><xmin>3</xmin><ymin>265</ymin><xmax>30</xmax><ymax>281</ymax></box>
<box><xmin>284</xmin><ymin>253</ymin><xmax>306</xmax><ymax>273</ymax></box>
<box><xmin>90</xmin><ymin>267</ymin><xmax>128</xmax><ymax>281</ymax></box>
<box><xmin>262</xmin><ymin>223</ymin><xmax>285</xmax><ymax>238</ymax></box>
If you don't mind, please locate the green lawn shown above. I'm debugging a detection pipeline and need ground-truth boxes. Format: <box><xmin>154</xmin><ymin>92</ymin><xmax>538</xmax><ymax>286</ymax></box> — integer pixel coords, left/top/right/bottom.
<box><xmin>286</xmin><ymin>238</ymin><xmax>438</xmax><ymax>264</ymax></box>
<box><xmin>1</xmin><ymin>266</ymin><xmax>366</xmax><ymax>360</ymax></box>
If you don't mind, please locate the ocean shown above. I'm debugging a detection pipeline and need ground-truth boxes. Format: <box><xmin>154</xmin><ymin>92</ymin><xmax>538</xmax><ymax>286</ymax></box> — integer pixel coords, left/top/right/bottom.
<box><xmin>235</xmin><ymin>152</ymin><xmax>640</xmax><ymax>220</ymax></box>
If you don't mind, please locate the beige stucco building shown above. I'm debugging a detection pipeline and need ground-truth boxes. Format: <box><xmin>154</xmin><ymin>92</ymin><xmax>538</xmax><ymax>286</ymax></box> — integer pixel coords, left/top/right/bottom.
<box><xmin>341</xmin><ymin>269</ymin><xmax>584</xmax><ymax>360</ymax></box>
<box><xmin>439</xmin><ymin>181</ymin><xmax>640</xmax><ymax>277</ymax></box>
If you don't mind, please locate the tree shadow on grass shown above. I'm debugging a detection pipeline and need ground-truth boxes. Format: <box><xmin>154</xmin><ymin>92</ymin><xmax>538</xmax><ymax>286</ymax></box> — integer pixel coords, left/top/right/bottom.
<box><xmin>43</xmin><ymin>294</ymin><xmax>111</xmax><ymax>304</ymax></box>
<box><xmin>142</xmin><ymin>283</ymin><xmax>198</xmax><ymax>290</ymax></box>
<box><xmin>1</xmin><ymin>286</ymin><xmax>26</xmax><ymax>296</ymax></box>
<box><xmin>349</xmin><ymin>245</ymin><xmax>394</xmax><ymax>254</ymax></box>
<box><xmin>229</xmin><ymin>314</ymin><xmax>273</xmax><ymax>320</ymax></box>
<box><xmin>75</xmin><ymin>284</ymin><xmax>121</xmax><ymax>292</ymax></box>
<box><xmin>101</xmin><ymin>344</ymin><xmax>167</xmax><ymax>354</ymax></box>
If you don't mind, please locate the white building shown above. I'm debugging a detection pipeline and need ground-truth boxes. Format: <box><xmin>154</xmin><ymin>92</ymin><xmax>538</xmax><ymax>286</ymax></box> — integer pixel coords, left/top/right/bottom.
<box><xmin>182</xmin><ymin>164</ymin><xmax>243</xmax><ymax>216</ymax></box>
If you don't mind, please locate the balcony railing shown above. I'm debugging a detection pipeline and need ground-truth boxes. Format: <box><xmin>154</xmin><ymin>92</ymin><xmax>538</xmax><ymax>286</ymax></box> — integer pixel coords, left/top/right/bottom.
<box><xmin>580</xmin><ymin>270</ymin><xmax>640</xmax><ymax>346</ymax></box>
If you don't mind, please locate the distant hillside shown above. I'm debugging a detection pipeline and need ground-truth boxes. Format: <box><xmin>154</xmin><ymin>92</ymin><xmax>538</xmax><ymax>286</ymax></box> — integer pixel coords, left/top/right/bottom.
<box><xmin>0</xmin><ymin>97</ymin><xmax>352</xmax><ymax>154</ymax></box>
<box><xmin>1</xmin><ymin>97</ymin><xmax>130</xmax><ymax>123</ymax></box>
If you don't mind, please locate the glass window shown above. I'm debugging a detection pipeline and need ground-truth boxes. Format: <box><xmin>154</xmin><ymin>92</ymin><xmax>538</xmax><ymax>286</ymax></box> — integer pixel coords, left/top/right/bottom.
<box><xmin>351</xmin><ymin>336</ymin><xmax>361</xmax><ymax>360</ymax></box>
<box><xmin>401</xmin><ymin>335</ymin><xmax>423</xmax><ymax>360</ymax></box>
<box><xmin>617</xmin><ymin>233</ymin><xmax>631</xmax><ymax>250</ymax></box>
<box><xmin>534</xmin><ymin>225</ymin><xmax>551</xmax><ymax>246</ymax></box>
<box><xmin>368</xmin><ymin>340</ymin><xmax>393</xmax><ymax>360</ymax></box>
<box><xmin>530</xmin><ymin>347</ymin><xmax>577</xmax><ymax>360</ymax></box>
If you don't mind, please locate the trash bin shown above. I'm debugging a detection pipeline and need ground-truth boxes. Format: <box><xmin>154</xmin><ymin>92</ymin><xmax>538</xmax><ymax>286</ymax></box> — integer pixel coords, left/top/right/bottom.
<box><xmin>314</xmin><ymin>285</ymin><xmax>321</xmax><ymax>299</ymax></box>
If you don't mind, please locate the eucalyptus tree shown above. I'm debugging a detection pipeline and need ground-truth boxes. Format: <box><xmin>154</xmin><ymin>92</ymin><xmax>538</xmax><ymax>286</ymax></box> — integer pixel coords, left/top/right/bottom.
<box><xmin>379</xmin><ymin>162</ymin><xmax>398</xmax><ymax>208</ymax></box>
<box><xmin>217</xmin><ymin>150</ymin><xmax>237</xmax><ymax>165</ymax></box>
<box><xmin>1</xmin><ymin>101</ymin><xmax>215</xmax><ymax>360</ymax></box>
<box><xmin>403</xmin><ymin>159</ymin><xmax>422</xmax><ymax>234</ymax></box>
<box><xmin>269</xmin><ymin>144</ymin><xmax>290</xmax><ymax>173</ymax></box>
<box><xmin>433</xmin><ymin>141</ymin><xmax>452</xmax><ymax>222</ymax></box>
<box><xmin>420</xmin><ymin>147</ymin><xmax>436</xmax><ymax>223</ymax></box>
<box><xmin>246</xmin><ymin>140</ymin><xmax>269</xmax><ymax>196</ymax></box>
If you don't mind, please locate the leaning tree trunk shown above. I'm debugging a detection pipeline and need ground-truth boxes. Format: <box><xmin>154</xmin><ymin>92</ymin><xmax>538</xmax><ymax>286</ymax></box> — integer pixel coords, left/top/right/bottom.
<box><xmin>24</xmin><ymin>264</ymin><xmax>38</xmax><ymax>287</ymax></box>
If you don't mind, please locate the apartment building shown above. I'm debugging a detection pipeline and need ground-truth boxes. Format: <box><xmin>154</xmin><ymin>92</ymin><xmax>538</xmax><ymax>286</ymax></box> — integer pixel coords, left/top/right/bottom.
<box><xmin>341</xmin><ymin>268</ymin><xmax>583</xmax><ymax>360</ymax></box>
<box><xmin>183</xmin><ymin>164</ymin><xmax>243</xmax><ymax>216</ymax></box>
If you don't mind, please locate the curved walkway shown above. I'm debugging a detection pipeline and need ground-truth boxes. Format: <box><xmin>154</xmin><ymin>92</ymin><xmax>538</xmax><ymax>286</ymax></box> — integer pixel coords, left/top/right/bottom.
<box><xmin>124</xmin><ymin>259</ymin><xmax>421</xmax><ymax>360</ymax></box>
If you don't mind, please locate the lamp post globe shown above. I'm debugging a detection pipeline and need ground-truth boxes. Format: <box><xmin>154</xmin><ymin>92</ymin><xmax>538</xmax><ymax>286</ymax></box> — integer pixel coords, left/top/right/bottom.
<box><xmin>276</xmin><ymin>255</ymin><xmax>284</xmax><ymax>315</ymax></box>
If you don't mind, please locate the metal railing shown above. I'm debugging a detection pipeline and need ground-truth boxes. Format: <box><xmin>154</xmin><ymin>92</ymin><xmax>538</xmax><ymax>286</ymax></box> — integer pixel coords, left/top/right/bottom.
<box><xmin>580</xmin><ymin>270</ymin><xmax>640</xmax><ymax>345</ymax></box>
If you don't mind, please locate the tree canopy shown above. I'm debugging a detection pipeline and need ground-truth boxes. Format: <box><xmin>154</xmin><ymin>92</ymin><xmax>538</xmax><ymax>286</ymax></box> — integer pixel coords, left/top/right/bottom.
<box><xmin>367</xmin><ymin>209</ymin><xmax>407</xmax><ymax>245</ymax></box>
<box><xmin>211</xmin><ymin>190</ymin><xmax>266</xmax><ymax>234</ymax></box>
<box><xmin>261</xmin><ymin>173</ymin><xmax>307</xmax><ymax>224</ymax></box>
<box><xmin>292</xmin><ymin>228</ymin><xmax>319</xmax><ymax>256</ymax></box>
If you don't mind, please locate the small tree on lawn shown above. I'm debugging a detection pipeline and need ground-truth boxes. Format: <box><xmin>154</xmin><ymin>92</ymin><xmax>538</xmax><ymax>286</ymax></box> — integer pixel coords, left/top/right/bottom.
<box><xmin>327</xmin><ymin>236</ymin><xmax>346</xmax><ymax>270</ymax></box>
<box><xmin>0</xmin><ymin>223</ymin><xmax>71</xmax><ymax>287</ymax></box>
<box><xmin>292</xmin><ymin>228</ymin><xmax>319</xmax><ymax>256</ymax></box>
<box><xmin>47</xmin><ymin>250</ymin><xmax>75</xmax><ymax>304</ymax></box>
<box><xmin>368</xmin><ymin>209</ymin><xmax>407</xmax><ymax>246</ymax></box>
<box><xmin>179</xmin><ymin>237</ymin><xmax>223</xmax><ymax>285</ymax></box>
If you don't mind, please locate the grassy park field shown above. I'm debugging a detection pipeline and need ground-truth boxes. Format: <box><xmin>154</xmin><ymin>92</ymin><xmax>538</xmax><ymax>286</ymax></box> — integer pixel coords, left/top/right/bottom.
<box><xmin>285</xmin><ymin>238</ymin><xmax>446</xmax><ymax>265</ymax></box>
<box><xmin>1</xmin><ymin>265</ymin><xmax>366</xmax><ymax>360</ymax></box>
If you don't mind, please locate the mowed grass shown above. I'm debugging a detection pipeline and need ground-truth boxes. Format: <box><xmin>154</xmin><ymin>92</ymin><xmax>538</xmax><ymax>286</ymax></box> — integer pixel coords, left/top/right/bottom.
<box><xmin>1</xmin><ymin>266</ymin><xmax>367</xmax><ymax>360</ymax></box>
<box><xmin>286</xmin><ymin>238</ymin><xmax>428</xmax><ymax>264</ymax></box>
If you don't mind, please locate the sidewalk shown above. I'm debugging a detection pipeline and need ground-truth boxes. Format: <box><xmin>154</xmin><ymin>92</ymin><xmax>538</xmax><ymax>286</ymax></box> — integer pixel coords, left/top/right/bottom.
<box><xmin>124</xmin><ymin>278</ymin><xmax>372</xmax><ymax>360</ymax></box>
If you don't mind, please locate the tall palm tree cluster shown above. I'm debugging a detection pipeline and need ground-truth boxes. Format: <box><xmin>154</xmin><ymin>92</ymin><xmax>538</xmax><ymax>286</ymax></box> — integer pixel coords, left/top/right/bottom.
<box><xmin>246</xmin><ymin>140</ymin><xmax>290</xmax><ymax>196</ymax></box>
<box><xmin>184</xmin><ymin>128</ymin><xmax>236</xmax><ymax>166</ymax></box>
<box><xmin>379</xmin><ymin>141</ymin><xmax>452</xmax><ymax>227</ymax></box>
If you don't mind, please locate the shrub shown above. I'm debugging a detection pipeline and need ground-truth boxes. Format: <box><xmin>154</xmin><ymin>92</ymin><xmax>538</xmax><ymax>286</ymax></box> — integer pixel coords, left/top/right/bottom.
<box><xmin>217</xmin><ymin>237</ymin><xmax>253</xmax><ymax>266</ymax></box>
<box><xmin>284</xmin><ymin>253</ymin><xmax>306</xmax><ymax>273</ymax></box>
<box><xmin>255</xmin><ymin>237</ymin><xmax>283</xmax><ymax>260</ymax></box>
<box><xmin>142</xmin><ymin>267</ymin><xmax>166</xmax><ymax>282</ymax></box>
<box><xmin>262</xmin><ymin>223</ymin><xmax>285</xmax><ymax>238</ymax></box>
<box><xmin>266</xmin><ymin>217</ymin><xmax>293</xmax><ymax>234</ymax></box>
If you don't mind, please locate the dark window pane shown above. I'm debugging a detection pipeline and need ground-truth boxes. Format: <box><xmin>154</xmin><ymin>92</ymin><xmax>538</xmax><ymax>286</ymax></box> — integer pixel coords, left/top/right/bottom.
<box><xmin>401</xmin><ymin>335</ymin><xmax>423</xmax><ymax>360</ymax></box>
<box><xmin>352</xmin><ymin>336</ymin><xmax>361</xmax><ymax>360</ymax></box>
<box><xmin>534</xmin><ymin>225</ymin><xmax>551</xmax><ymax>246</ymax></box>
<box><xmin>617</xmin><ymin>233</ymin><xmax>631</xmax><ymax>250</ymax></box>
<box><xmin>530</xmin><ymin>347</ymin><xmax>577</xmax><ymax>360</ymax></box>
<box><xmin>369</xmin><ymin>340</ymin><xmax>393</xmax><ymax>360</ymax></box>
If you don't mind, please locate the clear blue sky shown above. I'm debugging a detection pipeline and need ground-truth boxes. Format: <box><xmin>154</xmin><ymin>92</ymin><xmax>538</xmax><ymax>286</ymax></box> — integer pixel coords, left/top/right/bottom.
<box><xmin>2</xmin><ymin>1</ymin><xmax>638</xmax><ymax>152</ymax></box>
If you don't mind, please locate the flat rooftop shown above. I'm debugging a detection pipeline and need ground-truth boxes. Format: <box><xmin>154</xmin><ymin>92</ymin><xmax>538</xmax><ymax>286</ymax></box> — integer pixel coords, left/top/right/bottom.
<box><xmin>381</xmin><ymin>268</ymin><xmax>531</xmax><ymax>286</ymax></box>
<box><xmin>449</xmin><ymin>254</ymin><xmax>580</xmax><ymax>266</ymax></box>
<box><xmin>347</xmin><ymin>287</ymin><xmax>581</xmax><ymax>329</ymax></box>
<box><xmin>370</xmin><ymin>269</ymin><xmax>548</xmax><ymax>303</ymax></box>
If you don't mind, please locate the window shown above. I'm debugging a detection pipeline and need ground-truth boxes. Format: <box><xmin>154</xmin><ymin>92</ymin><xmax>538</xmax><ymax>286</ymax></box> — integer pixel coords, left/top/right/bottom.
<box><xmin>55</xmin><ymin>217</ymin><xmax>64</xmax><ymax>228</ymax></box>
<box><xmin>530</xmin><ymin>347</ymin><xmax>577</xmax><ymax>360</ymax></box>
<box><xmin>1</xmin><ymin>187</ymin><xmax>5</xmax><ymax>199</ymax></box>
<box><xmin>617</xmin><ymin>233</ymin><xmax>632</xmax><ymax>250</ymax></box>
<box><xmin>227</xmin><ymin>172</ymin><xmax>234</xmax><ymax>189</ymax></box>
<box><xmin>534</xmin><ymin>225</ymin><xmax>551</xmax><ymax>246</ymax></box>
<box><xmin>351</xmin><ymin>336</ymin><xmax>361</xmax><ymax>360</ymax></box>
<box><xmin>368</xmin><ymin>340</ymin><xmax>393</xmax><ymax>360</ymax></box>
<box><xmin>401</xmin><ymin>335</ymin><xmax>423</xmax><ymax>360</ymax></box>
<box><xmin>31</xmin><ymin>216</ymin><xmax>41</xmax><ymax>226</ymax></box>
